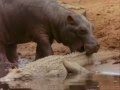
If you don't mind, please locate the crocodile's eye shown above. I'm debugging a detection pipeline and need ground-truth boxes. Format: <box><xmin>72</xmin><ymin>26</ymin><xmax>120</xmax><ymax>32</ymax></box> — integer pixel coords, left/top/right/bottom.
<box><xmin>19</xmin><ymin>74</ymin><xmax>32</xmax><ymax>81</ymax></box>
<box><xmin>14</xmin><ymin>74</ymin><xmax>31</xmax><ymax>81</ymax></box>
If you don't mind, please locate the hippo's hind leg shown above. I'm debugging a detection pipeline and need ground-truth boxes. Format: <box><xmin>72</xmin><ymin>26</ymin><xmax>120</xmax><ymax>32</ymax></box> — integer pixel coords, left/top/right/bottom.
<box><xmin>0</xmin><ymin>44</ymin><xmax>9</xmax><ymax>63</ymax></box>
<box><xmin>0</xmin><ymin>44</ymin><xmax>14</xmax><ymax>77</ymax></box>
<box><xmin>5</xmin><ymin>44</ymin><xmax>18</xmax><ymax>63</ymax></box>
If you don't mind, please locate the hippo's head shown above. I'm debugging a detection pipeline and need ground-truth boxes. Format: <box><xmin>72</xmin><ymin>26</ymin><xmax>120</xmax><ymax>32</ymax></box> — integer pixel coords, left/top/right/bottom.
<box><xmin>60</xmin><ymin>14</ymin><xmax>100</xmax><ymax>55</ymax></box>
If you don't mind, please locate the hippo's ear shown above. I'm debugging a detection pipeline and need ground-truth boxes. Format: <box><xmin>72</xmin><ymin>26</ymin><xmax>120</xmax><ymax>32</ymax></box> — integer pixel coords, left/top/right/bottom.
<box><xmin>67</xmin><ymin>15</ymin><xmax>76</xmax><ymax>25</ymax></box>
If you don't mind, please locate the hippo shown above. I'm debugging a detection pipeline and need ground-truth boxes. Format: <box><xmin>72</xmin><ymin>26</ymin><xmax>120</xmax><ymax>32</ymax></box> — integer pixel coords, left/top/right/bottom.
<box><xmin>0</xmin><ymin>0</ymin><xmax>99</xmax><ymax>77</ymax></box>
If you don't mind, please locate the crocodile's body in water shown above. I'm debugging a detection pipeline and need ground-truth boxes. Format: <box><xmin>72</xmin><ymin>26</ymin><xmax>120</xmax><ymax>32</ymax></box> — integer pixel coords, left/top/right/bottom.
<box><xmin>0</xmin><ymin>50</ymin><xmax>119</xmax><ymax>82</ymax></box>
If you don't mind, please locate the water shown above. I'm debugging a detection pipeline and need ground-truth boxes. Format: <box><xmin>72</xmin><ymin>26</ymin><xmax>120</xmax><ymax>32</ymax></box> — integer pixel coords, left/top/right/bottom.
<box><xmin>0</xmin><ymin>74</ymin><xmax>120</xmax><ymax>90</ymax></box>
<box><xmin>0</xmin><ymin>59</ymin><xmax>120</xmax><ymax>90</ymax></box>
<box><xmin>65</xmin><ymin>74</ymin><xmax>120</xmax><ymax>90</ymax></box>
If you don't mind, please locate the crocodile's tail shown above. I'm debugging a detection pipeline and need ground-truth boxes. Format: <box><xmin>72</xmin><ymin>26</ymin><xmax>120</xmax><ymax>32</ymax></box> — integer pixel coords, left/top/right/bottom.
<box><xmin>64</xmin><ymin>50</ymin><xmax>119</xmax><ymax>65</ymax></box>
<box><xmin>89</xmin><ymin>50</ymin><xmax>120</xmax><ymax>62</ymax></box>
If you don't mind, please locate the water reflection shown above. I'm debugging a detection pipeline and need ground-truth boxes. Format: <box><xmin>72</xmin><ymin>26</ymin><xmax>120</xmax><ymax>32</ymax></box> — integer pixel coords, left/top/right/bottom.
<box><xmin>65</xmin><ymin>74</ymin><xmax>100</xmax><ymax>90</ymax></box>
<box><xmin>0</xmin><ymin>74</ymin><xmax>120</xmax><ymax>90</ymax></box>
<box><xmin>0</xmin><ymin>82</ymin><xmax>9</xmax><ymax>90</ymax></box>
<box><xmin>65</xmin><ymin>80</ymin><xmax>100</xmax><ymax>90</ymax></box>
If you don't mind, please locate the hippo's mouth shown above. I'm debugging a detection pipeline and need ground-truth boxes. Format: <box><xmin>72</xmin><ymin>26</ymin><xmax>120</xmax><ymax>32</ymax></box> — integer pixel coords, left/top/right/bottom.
<box><xmin>71</xmin><ymin>44</ymin><xmax>95</xmax><ymax>55</ymax></box>
<box><xmin>78</xmin><ymin>46</ymin><xmax>85</xmax><ymax>52</ymax></box>
<box><xmin>70</xmin><ymin>42</ymin><xmax>85</xmax><ymax>53</ymax></box>
<box><xmin>78</xmin><ymin>44</ymin><xmax>100</xmax><ymax>55</ymax></box>
<box><xmin>76</xmin><ymin>41</ymin><xmax>85</xmax><ymax>52</ymax></box>
<box><xmin>70</xmin><ymin>40</ymin><xmax>99</xmax><ymax>55</ymax></box>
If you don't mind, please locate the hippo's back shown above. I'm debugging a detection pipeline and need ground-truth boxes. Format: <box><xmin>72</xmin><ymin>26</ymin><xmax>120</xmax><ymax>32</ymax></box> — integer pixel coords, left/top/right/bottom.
<box><xmin>0</xmin><ymin>0</ymin><xmax>61</xmax><ymax>44</ymax></box>
<box><xmin>0</xmin><ymin>0</ymin><xmax>68</xmax><ymax>44</ymax></box>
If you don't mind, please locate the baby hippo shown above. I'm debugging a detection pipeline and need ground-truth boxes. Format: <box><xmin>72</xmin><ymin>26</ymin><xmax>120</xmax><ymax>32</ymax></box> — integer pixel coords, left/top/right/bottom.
<box><xmin>0</xmin><ymin>0</ymin><xmax>99</xmax><ymax>77</ymax></box>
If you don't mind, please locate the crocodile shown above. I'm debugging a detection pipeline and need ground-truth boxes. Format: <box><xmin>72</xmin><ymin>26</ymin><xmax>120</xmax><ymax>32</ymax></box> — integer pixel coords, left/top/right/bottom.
<box><xmin>0</xmin><ymin>50</ymin><xmax>119</xmax><ymax>83</ymax></box>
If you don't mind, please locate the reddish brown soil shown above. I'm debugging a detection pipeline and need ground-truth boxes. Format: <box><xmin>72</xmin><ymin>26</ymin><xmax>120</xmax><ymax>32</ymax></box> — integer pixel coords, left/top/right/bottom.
<box><xmin>17</xmin><ymin>0</ymin><xmax>120</xmax><ymax>59</ymax></box>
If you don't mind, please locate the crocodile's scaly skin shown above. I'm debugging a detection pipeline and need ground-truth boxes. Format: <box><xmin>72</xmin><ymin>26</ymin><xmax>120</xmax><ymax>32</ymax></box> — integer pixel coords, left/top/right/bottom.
<box><xmin>0</xmin><ymin>51</ymin><xmax>120</xmax><ymax>90</ymax></box>
<box><xmin>0</xmin><ymin>50</ymin><xmax>119</xmax><ymax>82</ymax></box>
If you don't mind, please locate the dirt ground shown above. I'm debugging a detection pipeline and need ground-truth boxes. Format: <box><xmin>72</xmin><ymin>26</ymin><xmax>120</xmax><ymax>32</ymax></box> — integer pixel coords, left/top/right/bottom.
<box><xmin>17</xmin><ymin>0</ymin><xmax>120</xmax><ymax>59</ymax></box>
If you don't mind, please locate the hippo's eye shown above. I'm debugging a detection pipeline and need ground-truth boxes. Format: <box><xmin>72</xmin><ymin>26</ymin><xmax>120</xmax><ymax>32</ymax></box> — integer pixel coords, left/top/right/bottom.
<box><xmin>80</xmin><ymin>29</ymin><xmax>87</xmax><ymax>34</ymax></box>
<box><xmin>80</xmin><ymin>29</ymin><xmax>87</xmax><ymax>33</ymax></box>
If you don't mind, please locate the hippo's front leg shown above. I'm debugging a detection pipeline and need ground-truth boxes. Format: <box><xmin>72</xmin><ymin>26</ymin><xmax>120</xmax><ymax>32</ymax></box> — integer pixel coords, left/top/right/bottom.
<box><xmin>36</xmin><ymin>41</ymin><xmax>53</xmax><ymax>59</ymax></box>
<box><xmin>31</xmin><ymin>27</ymin><xmax>54</xmax><ymax>60</ymax></box>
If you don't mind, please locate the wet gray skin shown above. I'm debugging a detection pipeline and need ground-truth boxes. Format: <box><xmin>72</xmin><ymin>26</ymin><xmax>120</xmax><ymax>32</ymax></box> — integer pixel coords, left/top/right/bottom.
<box><xmin>60</xmin><ymin>14</ymin><xmax>100</xmax><ymax>55</ymax></box>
